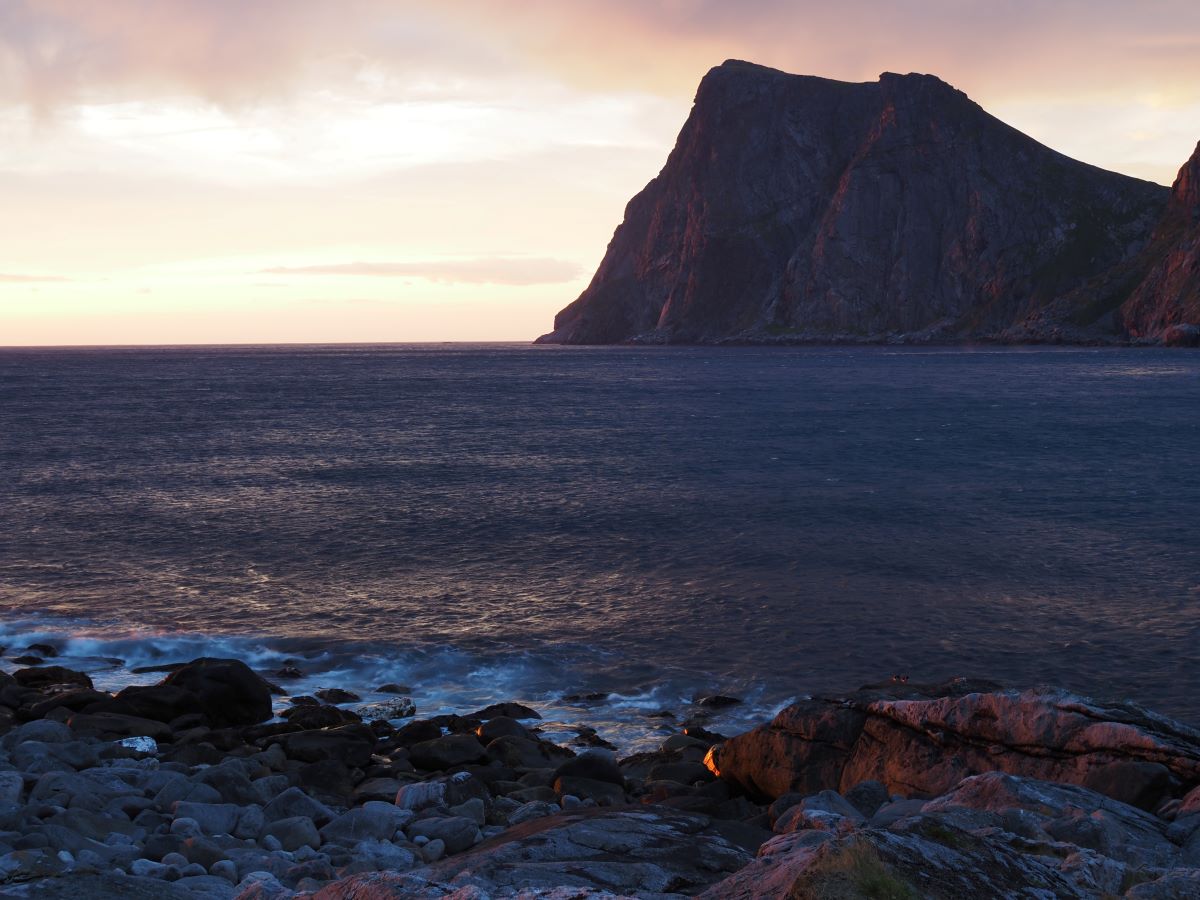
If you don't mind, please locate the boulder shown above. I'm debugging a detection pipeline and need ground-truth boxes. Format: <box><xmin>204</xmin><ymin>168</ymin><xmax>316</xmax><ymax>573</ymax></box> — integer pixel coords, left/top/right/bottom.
<box><xmin>272</xmin><ymin>724</ymin><xmax>376</xmax><ymax>767</ymax></box>
<box><xmin>485</xmin><ymin>734</ymin><xmax>574</xmax><ymax>769</ymax></box>
<box><xmin>320</xmin><ymin>803</ymin><xmax>412</xmax><ymax>845</ymax></box>
<box><xmin>13</xmin><ymin>666</ymin><xmax>93</xmax><ymax>690</ymax></box>
<box><xmin>470</xmin><ymin>702</ymin><xmax>541</xmax><ymax>721</ymax></box>
<box><xmin>262</xmin><ymin>786</ymin><xmax>333</xmax><ymax>826</ymax></box>
<box><xmin>160</xmin><ymin>657</ymin><xmax>273</xmax><ymax>727</ymax></box>
<box><xmin>408</xmin><ymin>734</ymin><xmax>488</xmax><ymax>770</ymax></box>
<box><xmin>404</xmin><ymin>815</ymin><xmax>480</xmax><ymax>854</ymax></box>
<box><xmin>708</xmin><ymin>680</ymin><xmax>1200</xmax><ymax>802</ymax></box>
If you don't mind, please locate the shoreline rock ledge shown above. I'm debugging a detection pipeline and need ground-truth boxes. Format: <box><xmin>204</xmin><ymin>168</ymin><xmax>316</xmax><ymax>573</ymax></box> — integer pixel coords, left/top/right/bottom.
<box><xmin>706</xmin><ymin>677</ymin><xmax>1200</xmax><ymax>808</ymax></box>
<box><xmin>2</xmin><ymin>660</ymin><xmax>1200</xmax><ymax>898</ymax></box>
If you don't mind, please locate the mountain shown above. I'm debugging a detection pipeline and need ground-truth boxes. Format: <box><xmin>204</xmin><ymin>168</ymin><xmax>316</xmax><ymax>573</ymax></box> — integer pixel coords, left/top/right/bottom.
<box><xmin>1116</xmin><ymin>141</ymin><xmax>1200</xmax><ymax>345</ymax></box>
<box><xmin>536</xmin><ymin>60</ymin><xmax>1171</xmax><ymax>345</ymax></box>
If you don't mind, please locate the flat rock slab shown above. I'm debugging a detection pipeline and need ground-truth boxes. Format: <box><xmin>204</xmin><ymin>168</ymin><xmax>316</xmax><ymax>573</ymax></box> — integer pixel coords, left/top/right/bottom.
<box><xmin>307</xmin><ymin>807</ymin><xmax>753</xmax><ymax>899</ymax></box>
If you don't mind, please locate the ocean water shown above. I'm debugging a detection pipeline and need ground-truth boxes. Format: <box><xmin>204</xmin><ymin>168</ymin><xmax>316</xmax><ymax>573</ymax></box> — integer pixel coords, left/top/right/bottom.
<box><xmin>1</xmin><ymin>343</ymin><xmax>1197</xmax><ymax>748</ymax></box>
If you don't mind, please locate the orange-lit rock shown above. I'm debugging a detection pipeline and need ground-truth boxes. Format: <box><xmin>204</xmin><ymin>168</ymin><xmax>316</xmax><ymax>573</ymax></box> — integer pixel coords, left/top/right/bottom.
<box><xmin>708</xmin><ymin>679</ymin><xmax>1200</xmax><ymax>809</ymax></box>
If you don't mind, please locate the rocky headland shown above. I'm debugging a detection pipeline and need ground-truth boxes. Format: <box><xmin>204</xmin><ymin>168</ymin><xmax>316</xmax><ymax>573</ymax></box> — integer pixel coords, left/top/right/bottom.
<box><xmin>537</xmin><ymin>61</ymin><xmax>1200</xmax><ymax>347</ymax></box>
<box><xmin>1</xmin><ymin>656</ymin><xmax>1199</xmax><ymax>898</ymax></box>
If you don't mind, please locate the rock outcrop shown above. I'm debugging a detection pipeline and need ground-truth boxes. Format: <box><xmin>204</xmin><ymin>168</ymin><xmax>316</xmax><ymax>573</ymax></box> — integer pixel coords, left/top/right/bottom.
<box><xmin>706</xmin><ymin>679</ymin><xmax>1200</xmax><ymax>806</ymax></box>
<box><xmin>702</xmin><ymin>772</ymin><xmax>1200</xmax><ymax>899</ymax></box>
<box><xmin>1116</xmin><ymin>141</ymin><xmax>1200</xmax><ymax>342</ymax></box>
<box><xmin>537</xmin><ymin>60</ymin><xmax>1169</xmax><ymax>345</ymax></box>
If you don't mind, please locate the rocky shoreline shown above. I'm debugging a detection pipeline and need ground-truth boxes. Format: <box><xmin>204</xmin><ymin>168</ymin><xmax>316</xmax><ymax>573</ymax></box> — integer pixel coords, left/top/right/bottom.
<box><xmin>0</xmin><ymin>657</ymin><xmax>1198</xmax><ymax>898</ymax></box>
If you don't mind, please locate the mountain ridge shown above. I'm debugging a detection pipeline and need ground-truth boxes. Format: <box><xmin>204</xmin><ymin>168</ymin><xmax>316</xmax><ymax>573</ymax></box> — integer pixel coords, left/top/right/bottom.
<box><xmin>538</xmin><ymin>60</ymin><xmax>1193</xmax><ymax>346</ymax></box>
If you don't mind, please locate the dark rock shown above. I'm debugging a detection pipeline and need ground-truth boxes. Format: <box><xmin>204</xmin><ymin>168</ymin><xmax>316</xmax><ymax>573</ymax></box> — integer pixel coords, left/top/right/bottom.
<box><xmin>274</xmin><ymin>665</ymin><xmax>303</xmax><ymax>679</ymax></box>
<box><xmin>697</xmin><ymin>695</ymin><xmax>742</xmax><ymax>708</ymax></box>
<box><xmin>1081</xmin><ymin>760</ymin><xmax>1178</xmax><ymax>813</ymax></box>
<box><xmin>406</xmin><ymin>815</ymin><xmax>479</xmax><ymax>854</ymax></box>
<box><xmin>272</xmin><ymin>724</ymin><xmax>375</xmax><ymax>767</ymax></box>
<box><xmin>409</xmin><ymin>734</ymin><xmax>488</xmax><ymax>770</ymax></box>
<box><xmin>24</xmin><ymin>689</ymin><xmax>110</xmax><ymax>720</ymax></box>
<box><xmin>66</xmin><ymin>712</ymin><xmax>172</xmax><ymax>740</ymax></box>
<box><xmin>485</xmin><ymin>734</ymin><xmax>574</xmax><ymax>770</ymax></box>
<box><xmin>376</xmin><ymin>683</ymin><xmax>411</xmax><ymax>694</ymax></box>
<box><xmin>160</xmin><ymin>657</ymin><xmax>273</xmax><ymax>727</ymax></box>
<box><xmin>27</xmin><ymin>644</ymin><xmax>58</xmax><ymax>658</ymax></box>
<box><xmin>89</xmin><ymin>684</ymin><xmax>202</xmax><ymax>723</ymax></box>
<box><xmin>537</xmin><ymin>61</ymin><xmax>1168</xmax><ymax>347</ymax></box>
<box><xmin>262</xmin><ymin>786</ymin><xmax>334</xmax><ymax>826</ymax></box>
<box><xmin>129</xmin><ymin>663</ymin><xmax>186</xmax><ymax>675</ymax></box>
<box><xmin>648</xmin><ymin>761</ymin><xmax>714</xmax><ymax>785</ymax></box>
<box><xmin>262</xmin><ymin>815</ymin><xmax>320</xmax><ymax>852</ymax></box>
<box><xmin>281</xmin><ymin>704</ymin><xmax>361</xmax><ymax>730</ymax></box>
<box><xmin>845</xmin><ymin>779</ymin><xmax>891</xmax><ymax>818</ymax></box>
<box><xmin>13</xmin><ymin>666</ymin><xmax>93</xmax><ymax>690</ymax></box>
<box><xmin>314</xmin><ymin>687</ymin><xmax>360</xmax><ymax>704</ymax></box>
<box><xmin>10</xmin><ymin>656</ymin><xmax>44</xmax><ymax>666</ymax></box>
<box><xmin>553</xmin><ymin>751</ymin><xmax>624</xmax><ymax>787</ymax></box>
<box><xmin>469</xmin><ymin>702</ymin><xmax>541</xmax><ymax>721</ymax></box>
<box><xmin>390</xmin><ymin>719</ymin><xmax>442</xmax><ymax>747</ymax></box>
<box><xmin>475</xmin><ymin>716</ymin><xmax>530</xmax><ymax>743</ymax></box>
<box><xmin>296</xmin><ymin>759</ymin><xmax>357</xmax><ymax>804</ymax></box>
<box><xmin>553</xmin><ymin>775</ymin><xmax>626</xmax><ymax>806</ymax></box>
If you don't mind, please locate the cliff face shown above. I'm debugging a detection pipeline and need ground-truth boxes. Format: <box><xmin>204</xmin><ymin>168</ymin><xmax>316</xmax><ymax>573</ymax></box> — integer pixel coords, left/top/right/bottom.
<box><xmin>537</xmin><ymin>61</ymin><xmax>1169</xmax><ymax>345</ymax></box>
<box><xmin>1116</xmin><ymin>142</ymin><xmax>1200</xmax><ymax>344</ymax></box>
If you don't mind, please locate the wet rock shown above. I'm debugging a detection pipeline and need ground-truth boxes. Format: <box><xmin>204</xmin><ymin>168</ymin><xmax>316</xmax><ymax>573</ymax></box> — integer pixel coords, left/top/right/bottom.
<box><xmin>390</xmin><ymin>720</ymin><xmax>442</xmax><ymax>747</ymax></box>
<box><xmin>404</xmin><ymin>815</ymin><xmax>480</xmax><ymax>854</ymax></box>
<box><xmin>485</xmin><ymin>734</ymin><xmax>574</xmax><ymax>769</ymax></box>
<box><xmin>408</xmin><ymin>734</ymin><xmax>488</xmax><ymax>770</ymax></box>
<box><xmin>697</xmin><ymin>695</ymin><xmax>742</xmax><ymax>708</ymax></box>
<box><xmin>314</xmin><ymin>688</ymin><xmax>360</xmax><ymax>704</ymax></box>
<box><xmin>375</xmin><ymin>683</ymin><xmax>411</xmax><ymax>695</ymax></box>
<box><xmin>355</xmin><ymin>698</ymin><xmax>416</xmax><ymax>721</ymax></box>
<box><xmin>160</xmin><ymin>658</ymin><xmax>273</xmax><ymax>727</ymax></box>
<box><xmin>280</xmin><ymin>704</ymin><xmax>360</xmax><ymax>730</ymax></box>
<box><xmin>13</xmin><ymin>666</ymin><xmax>94</xmax><ymax>690</ymax></box>
<box><xmin>475</xmin><ymin>716</ymin><xmax>530</xmax><ymax>743</ymax></box>
<box><xmin>469</xmin><ymin>702</ymin><xmax>541</xmax><ymax>721</ymax></box>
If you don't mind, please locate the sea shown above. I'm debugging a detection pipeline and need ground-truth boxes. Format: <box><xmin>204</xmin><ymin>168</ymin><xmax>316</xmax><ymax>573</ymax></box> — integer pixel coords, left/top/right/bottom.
<box><xmin>1</xmin><ymin>343</ymin><xmax>1197</xmax><ymax>750</ymax></box>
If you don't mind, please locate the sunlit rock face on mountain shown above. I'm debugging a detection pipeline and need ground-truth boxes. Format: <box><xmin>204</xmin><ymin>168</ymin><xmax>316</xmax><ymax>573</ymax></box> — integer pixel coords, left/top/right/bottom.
<box><xmin>1116</xmin><ymin>142</ymin><xmax>1200</xmax><ymax>345</ymax></box>
<box><xmin>537</xmin><ymin>60</ymin><xmax>1169</xmax><ymax>344</ymax></box>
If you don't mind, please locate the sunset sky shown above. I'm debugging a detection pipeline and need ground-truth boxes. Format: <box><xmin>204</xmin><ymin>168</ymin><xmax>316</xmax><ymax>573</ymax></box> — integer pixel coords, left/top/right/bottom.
<box><xmin>3</xmin><ymin>0</ymin><xmax>1200</xmax><ymax>345</ymax></box>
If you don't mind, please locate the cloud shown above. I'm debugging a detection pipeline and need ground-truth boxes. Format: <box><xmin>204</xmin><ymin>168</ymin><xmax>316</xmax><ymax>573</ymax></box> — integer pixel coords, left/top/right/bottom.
<box><xmin>0</xmin><ymin>272</ymin><xmax>70</xmax><ymax>282</ymax></box>
<box><xmin>261</xmin><ymin>257</ymin><xmax>584</xmax><ymax>286</ymax></box>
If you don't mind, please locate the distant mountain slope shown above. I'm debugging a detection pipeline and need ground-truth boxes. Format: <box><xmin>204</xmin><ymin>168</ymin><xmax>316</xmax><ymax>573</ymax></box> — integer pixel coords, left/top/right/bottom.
<box><xmin>537</xmin><ymin>60</ymin><xmax>1169</xmax><ymax>345</ymax></box>
<box><xmin>1117</xmin><ymin>142</ymin><xmax>1200</xmax><ymax>345</ymax></box>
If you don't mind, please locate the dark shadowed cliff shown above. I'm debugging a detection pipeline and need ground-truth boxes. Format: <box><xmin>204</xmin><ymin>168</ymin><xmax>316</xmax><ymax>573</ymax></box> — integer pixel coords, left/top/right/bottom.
<box><xmin>537</xmin><ymin>60</ymin><xmax>1171</xmax><ymax>345</ymax></box>
<box><xmin>1117</xmin><ymin>142</ymin><xmax>1200</xmax><ymax>345</ymax></box>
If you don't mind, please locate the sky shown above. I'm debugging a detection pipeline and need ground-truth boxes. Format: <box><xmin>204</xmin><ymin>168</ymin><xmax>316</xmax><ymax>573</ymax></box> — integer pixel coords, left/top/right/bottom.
<box><xmin>2</xmin><ymin>1</ymin><xmax>1200</xmax><ymax>345</ymax></box>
